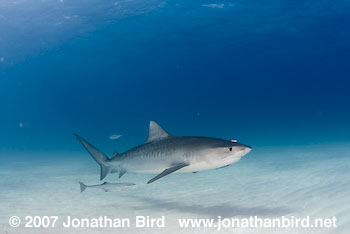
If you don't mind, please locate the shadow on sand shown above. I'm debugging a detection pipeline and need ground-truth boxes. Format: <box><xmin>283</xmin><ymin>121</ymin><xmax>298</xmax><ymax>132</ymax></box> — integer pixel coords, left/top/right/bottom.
<box><xmin>126</xmin><ymin>195</ymin><xmax>292</xmax><ymax>218</ymax></box>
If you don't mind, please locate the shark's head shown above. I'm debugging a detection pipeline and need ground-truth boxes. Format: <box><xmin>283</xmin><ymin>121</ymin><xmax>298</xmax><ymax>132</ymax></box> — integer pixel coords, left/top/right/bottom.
<box><xmin>216</xmin><ymin>140</ymin><xmax>251</xmax><ymax>160</ymax></box>
<box><xmin>228</xmin><ymin>142</ymin><xmax>252</xmax><ymax>159</ymax></box>
<box><xmin>195</xmin><ymin>137</ymin><xmax>252</xmax><ymax>164</ymax></box>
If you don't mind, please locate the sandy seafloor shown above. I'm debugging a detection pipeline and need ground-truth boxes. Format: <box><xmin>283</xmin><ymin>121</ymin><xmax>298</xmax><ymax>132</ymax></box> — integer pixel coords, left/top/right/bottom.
<box><xmin>1</xmin><ymin>144</ymin><xmax>349</xmax><ymax>234</ymax></box>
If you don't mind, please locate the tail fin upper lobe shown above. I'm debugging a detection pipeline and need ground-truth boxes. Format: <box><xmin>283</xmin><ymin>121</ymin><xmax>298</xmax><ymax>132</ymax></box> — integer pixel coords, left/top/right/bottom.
<box><xmin>79</xmin><ymin>182</ymin><xmax>87</xmax><ymax>193</ymax></box>
<box><xmin>74</xmin><ymin>134</ymin><xmax>109</xmax><ymax>180</ymax></box>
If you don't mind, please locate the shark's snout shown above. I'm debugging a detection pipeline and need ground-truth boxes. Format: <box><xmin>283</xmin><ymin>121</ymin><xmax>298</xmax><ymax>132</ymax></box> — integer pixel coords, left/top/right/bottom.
<box><xmin>245</xmin><ymin>145</ymin><xmax>252</xmax><ymax>153</ymax></box>
<box><xmin>238</xmin><ymin>144</ymin><xmax>252</xmax><ymax>155</ymax></box>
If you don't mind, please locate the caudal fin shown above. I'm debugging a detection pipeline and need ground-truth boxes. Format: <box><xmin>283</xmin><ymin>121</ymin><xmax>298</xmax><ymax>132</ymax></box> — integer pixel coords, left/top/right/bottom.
<box><xmin>74</xmin><ymin>134</ymin><xmax>109</xmax><ymax>180</ymax></box>
<box><xmin>79</xmin><ymin>182</ymin><xmax>87</xmax><ymax>193</ymax></box>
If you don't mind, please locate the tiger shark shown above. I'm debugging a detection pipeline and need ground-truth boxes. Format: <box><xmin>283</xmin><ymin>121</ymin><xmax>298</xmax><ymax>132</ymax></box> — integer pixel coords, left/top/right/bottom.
<box><xmin>75</xmin><ymin>121</ymin><xmax>251</xmax><ymax>184</ymax></box>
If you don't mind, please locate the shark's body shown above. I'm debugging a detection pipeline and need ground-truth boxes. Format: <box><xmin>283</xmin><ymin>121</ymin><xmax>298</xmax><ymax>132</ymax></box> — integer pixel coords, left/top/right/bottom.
<box><xmin>79</xmin><ymin>182</ymin><xmax>135</xmax><ymax>193</ymax></box>
<box><xmin>75</xmin><ymin>121</ymin><xmax>251</xmax><ymax>184</ymax></box>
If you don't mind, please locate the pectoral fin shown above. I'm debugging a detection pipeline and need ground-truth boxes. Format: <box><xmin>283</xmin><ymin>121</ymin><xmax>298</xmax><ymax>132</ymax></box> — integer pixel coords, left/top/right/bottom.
<box><xmin>216</xmin><ymin>164</ymin><xmax>230</xmax><ymax>170</ymax></box>
<box><xmin>147</xmin><ymin>163</ymin><xmax>189</xmax><ymax>184</ymax></box>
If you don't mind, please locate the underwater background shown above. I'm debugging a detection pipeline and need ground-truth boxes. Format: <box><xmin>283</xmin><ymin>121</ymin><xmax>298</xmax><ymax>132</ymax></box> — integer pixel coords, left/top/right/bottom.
<box><xmin>1</xmin><ymin>0</ymin><xmax>350</xmax><ymax>233</ymax></box>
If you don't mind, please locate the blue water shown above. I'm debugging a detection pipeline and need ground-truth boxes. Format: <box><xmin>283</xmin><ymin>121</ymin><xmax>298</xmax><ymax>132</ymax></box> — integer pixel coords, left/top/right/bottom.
<box><xmin>1</xmin><ymin>0</ymin><xmax>350</xmax><ymax>153</ymax></box>
<box><xmin>1</xmin><ymin>1</ymin><xmax>350</xmax><ymax>233</ymax></box>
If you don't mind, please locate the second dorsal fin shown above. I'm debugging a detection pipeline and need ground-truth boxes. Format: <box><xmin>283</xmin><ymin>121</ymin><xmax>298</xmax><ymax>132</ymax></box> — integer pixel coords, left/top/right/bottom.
<box><xmin>111</xmin><ymin>152</ymin><xmax>119</xmax><ymax>160</ymax></box>
<box><xmin>146</xmin><ymin>121</ymin><xmax>170</xmax><ymax>143</ymax></box>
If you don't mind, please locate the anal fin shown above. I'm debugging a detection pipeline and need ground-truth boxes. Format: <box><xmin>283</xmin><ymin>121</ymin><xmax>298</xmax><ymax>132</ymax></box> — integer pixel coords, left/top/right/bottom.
<box><xmin>119</xmin><ymin>169</ymin><xmax>126</xmax><ymax>178</ymax></box>
<box><xmin>147</xmin><ymin>163</ymin><xmax>189</xmax><ymax>184</ymax></box>
<box><xmin>111</xmin><ymin>168</ymin><xmax>118</xmax><ymax>174</ymax></box>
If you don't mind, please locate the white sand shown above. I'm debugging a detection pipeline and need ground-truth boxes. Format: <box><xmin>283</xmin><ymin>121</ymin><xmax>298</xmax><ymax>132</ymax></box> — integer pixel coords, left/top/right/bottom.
<box><xmin>1</xmin><ymin>144</ymin><xmax>349</xmax><ymax>234</ymax></box>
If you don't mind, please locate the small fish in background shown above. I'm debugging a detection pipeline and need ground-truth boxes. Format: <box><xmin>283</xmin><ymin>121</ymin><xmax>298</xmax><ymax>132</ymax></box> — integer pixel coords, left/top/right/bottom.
<box><xmin>109</xmin><ymin>134</ymin><xmax>122</xmax><ymax>140</ymax></box>
<box><xmin>202</xmin><ymin>3</ymin><xmax>224</xmax><ymax>9</ymax></box>
<box><xmin>79</xmin><ymin>182</ymin><xmax>135</xmax><ymax>193</ymax></box>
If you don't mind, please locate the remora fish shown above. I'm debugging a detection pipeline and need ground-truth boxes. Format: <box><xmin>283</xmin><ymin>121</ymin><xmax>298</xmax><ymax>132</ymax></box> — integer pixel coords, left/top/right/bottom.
<box><xmin>75</xmin><ymin>121</ymin><xmax>251</xmax><ymax>184</ymax></box>
<box><xmin>79</xmin><ymin>182</ymin><xmax>135</xmax><ymax>193</ymax></box>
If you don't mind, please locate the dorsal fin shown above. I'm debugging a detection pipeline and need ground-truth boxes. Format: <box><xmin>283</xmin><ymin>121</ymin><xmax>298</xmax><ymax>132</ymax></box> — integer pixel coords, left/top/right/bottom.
<box><xmin>146</xmin><ymin>121</ymin><xmax>170</xmax><ymax>143</ymax></box>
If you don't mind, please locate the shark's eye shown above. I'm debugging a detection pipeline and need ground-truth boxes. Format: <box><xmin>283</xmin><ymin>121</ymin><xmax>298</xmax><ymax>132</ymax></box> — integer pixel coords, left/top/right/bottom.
<box><xmin>229</xmin><ymin>147</ymin><xmax>232</xmax><ymax>152</ymax></box>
